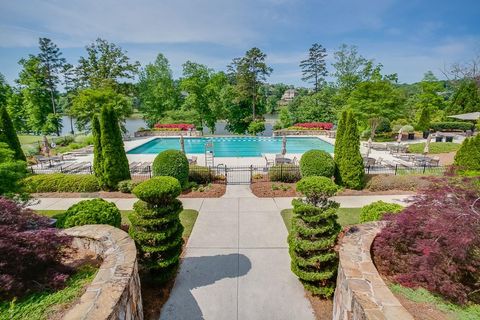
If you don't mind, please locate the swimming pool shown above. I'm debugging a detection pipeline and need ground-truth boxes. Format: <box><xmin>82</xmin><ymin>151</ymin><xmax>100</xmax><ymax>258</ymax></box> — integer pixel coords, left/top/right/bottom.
<box><xmin>127</xmin><ymin>137</ymin><xmax>333</xmax><ymax>157</ymax></box>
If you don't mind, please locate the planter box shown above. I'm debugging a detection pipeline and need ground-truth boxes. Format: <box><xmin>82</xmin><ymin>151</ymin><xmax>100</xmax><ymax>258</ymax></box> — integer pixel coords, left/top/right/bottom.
<box><xmin>445</xmin><ymin>136</ymin><xmax>454</xmax><ymax>142</ymax></box>
<box><xmin>422</xmin><ymin>131</ymin><xmax>430</xmax><ymax>139</ymax></box>
<box><xmin>435</xmin><ymin>136</ymin><xmax>443</xmax><ymax>142</ymax></box>
<box><xmin>408</xmin><ymin>133</ymin><xmax>415</xmax><ymax>140</ymax></box>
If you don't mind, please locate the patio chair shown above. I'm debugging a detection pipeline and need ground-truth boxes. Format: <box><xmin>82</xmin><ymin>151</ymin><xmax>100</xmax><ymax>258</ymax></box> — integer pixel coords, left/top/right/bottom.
<box><xmin>428</xmin><ymin>156</ymin><xmax>440</xmax><ymax>167</ymax></box>
<box><xmin>188</xmin><ymin>156</ymin><xmax>198</xmax><ymax>165</ymax></box>
<box><xmin>275</xmin><ymin>154</ymin><xmax>292</xmax><ymax>165</ymax></box>
<box><xmin>264</xmin><ymin>156</ymin><xmax>274</xmax><ymax>167</ymax></box>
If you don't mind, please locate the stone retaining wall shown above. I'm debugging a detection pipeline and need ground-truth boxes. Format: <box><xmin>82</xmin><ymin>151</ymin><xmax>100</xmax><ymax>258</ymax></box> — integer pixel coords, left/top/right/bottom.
<box><xmin>273</xmin><ymin>129</ymin><xmax>331</xmax><ymax>137</ymax></box>
<box><xmin>63</xmin><ymin>225</ymin><xmax>143</xmax><ymax>320</ymax></box>
<box><xmin>333</xmin><ymin>222</ymin><xmax>414</xmax><ymax>320</ymax></box>
<box><xmin>134</xmin><ymin>130</ymin><xmax>202</xmax><ymax>137</ymax></box>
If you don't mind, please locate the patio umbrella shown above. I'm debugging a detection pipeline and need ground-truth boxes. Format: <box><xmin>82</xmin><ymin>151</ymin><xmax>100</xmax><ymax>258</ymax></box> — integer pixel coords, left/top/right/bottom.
<box><xmin>366</xmin><ymin>137</ymin><xmax>372</xmax><ymax>157</ymax></box>
<box><xmin>281</xmin><ymin>136</ymin><xmax>287</xmax><ymax>155</ymax></box>
<box><xmin>42</xmin><ymin>135</ymin><xmax>50</xmax><ymax>156</ymax></box>
<box><xmin>423</xmin><ymin>133</ymin><xmax>432</xmax><ymax>155</ymax></box>
<box><xmin>180</xmin><ymin>135</ymin><xmax>185</xmax><ymax>154</ymax></box>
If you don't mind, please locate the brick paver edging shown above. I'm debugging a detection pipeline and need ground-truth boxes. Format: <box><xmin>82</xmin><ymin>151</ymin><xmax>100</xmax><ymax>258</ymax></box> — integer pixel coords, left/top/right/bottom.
<box><xmin>62</xmin><ymin>225</ymin><xmax>143</xmax><ymax>320</ymax></box>
<box><xmin>333</xmin><ymin>222</ymin><xmax>414</xmax><ymax>320</ymax></box>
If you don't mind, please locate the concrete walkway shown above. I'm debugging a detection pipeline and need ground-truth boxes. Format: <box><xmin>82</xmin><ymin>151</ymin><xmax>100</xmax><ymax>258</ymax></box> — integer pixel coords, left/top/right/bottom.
<box><xmin>160</xmin><ymin>189</ymin><xmax>315</xmax><ymax>320</ymax></box>
<box><xmin>28</xmin><ymin>194</ymin><xmax>411</xmax><ymax>211</ymax></box>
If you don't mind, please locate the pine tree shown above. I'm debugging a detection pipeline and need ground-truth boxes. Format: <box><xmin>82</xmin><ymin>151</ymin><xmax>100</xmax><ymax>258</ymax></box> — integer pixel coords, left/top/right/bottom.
<box><xmin>91</xmin><ymin>115</ymin><xmax>103</xmax><ymax>183</ymax></box>
<box><xmin>334</xmin><ymin>110</ymin><xmax>347</xmax><ymax>184</ymax></box>
<box><xmin>337</xmin><ymin>110</ymin><xmax>364</xmax><ymax>189</ymax></box>
<box><xmin>300</xmin><ymin>43</ymin><xmax>328</xmax><ymax>92</ymax></box>
<box><xmin>99</xmin><ymin>106</ymin><xmax>130</xmax><ymax>189</ymax></box>
<box><xmin>0</xmin><ymin>105</ymin><xmax>25</xmax><ymax>161</ymax></box>
<box><xmin>289</xmin><ymin>176</ymin><xmax>341</xmax><ymax>297</ymax></box>
<box><xmin>129</xmin><ymin>177</ymin><xmax>184</xmax><ymax>283</ymax></box>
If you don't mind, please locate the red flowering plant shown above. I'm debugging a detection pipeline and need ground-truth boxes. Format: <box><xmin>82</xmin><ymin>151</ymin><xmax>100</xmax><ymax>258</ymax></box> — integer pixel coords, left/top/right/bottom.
<box><xmin>153</xmin><ymin>123</ymin><xmax>195</xmax><ymax>131</ymax></box>
<box><xmin>372</xmin><ymin>176</ymin><xmax>480</xmax><ymax>305</ymax></box>
<box><xmin>0</xmin><ymin>197</ymin><xmax>72</xmax><ymax>299</ymax></box>
<box><xmin>293</xmin><ymin>122</ymin><xmax>334</xmax><ymax>130</ymax></box>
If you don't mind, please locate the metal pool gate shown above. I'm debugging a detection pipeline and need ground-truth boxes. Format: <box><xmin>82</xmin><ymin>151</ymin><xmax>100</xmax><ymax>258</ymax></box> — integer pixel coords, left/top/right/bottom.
<box><xmin>216</xmin><ymin>165</ymin><xmax>300</xmax><ymax>185</ymax></box>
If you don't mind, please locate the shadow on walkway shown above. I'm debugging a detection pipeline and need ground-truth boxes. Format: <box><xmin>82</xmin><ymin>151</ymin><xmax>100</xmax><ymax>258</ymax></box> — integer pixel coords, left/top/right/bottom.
<box><xmin>160</xmin><ymin>253</ymin><xmax>252</xmax><ymax>320</ymax></box>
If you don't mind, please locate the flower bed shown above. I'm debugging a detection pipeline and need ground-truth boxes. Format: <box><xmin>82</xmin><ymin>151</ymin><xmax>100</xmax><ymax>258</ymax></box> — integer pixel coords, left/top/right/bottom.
<box><xmin>289</xmin><ymin>122</ymin><xmax>334</xmax><ymax>130</ymax></box>
<box><xmin>153</xmin><ymin>123</ymin><xmax>195</xmax><ymax>131</ymax></box>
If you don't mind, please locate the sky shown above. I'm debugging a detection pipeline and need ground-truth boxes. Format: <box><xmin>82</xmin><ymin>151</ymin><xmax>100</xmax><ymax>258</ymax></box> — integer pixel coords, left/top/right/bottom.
<box><xmin>0</xmin><ymin>0</ymin><xmax>479</xmax><ymax>87</ymax></box>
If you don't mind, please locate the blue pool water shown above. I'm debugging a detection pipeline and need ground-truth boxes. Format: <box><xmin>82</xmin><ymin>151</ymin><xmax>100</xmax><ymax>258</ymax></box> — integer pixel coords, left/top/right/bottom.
<box><xmin>127</xmin><ymin>137</ymin><xmax>333</xmax><ymax>157</ymax></box>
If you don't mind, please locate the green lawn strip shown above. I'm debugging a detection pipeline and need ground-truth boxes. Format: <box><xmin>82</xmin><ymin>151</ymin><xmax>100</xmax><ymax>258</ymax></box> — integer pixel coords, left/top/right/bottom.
<box><xmin>17</xmin><ymin>134</ymin><xmax>45</xmax><ymax>145</ymax></box>
<box><xmin>0</xmin><ymin>265</ymin><xmax>97</xmax><ymax>320</ymax></box>
<box><xmin>36</xmin><ymin>209</ymin><xmax>199</xmax><ymax>238</ymax></box>
<box><xmin>390</xmin><ymin>284</ymin><xmax>480</xmax><ymax>320</ymax></box>
<box><xmin>407</xmin><ymin>142</ymin><xmax>460</xmax><ymax>154</ymax></box>
<box><xmin>281</xmin><ymin>207</ymin><xmax>361</xmax><ymax>232</ymax></box>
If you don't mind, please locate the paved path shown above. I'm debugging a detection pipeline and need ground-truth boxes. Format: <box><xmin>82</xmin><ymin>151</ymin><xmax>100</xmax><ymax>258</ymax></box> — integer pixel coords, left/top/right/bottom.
<box><xmin>28</xmin><ymin>194</ymin><xmax>411</xmax><ymax>211</ymax></box>
<box><xmin>160</xmin><ymin>189</ymin><xmax>315</xmax><ymax>320</ymax></box>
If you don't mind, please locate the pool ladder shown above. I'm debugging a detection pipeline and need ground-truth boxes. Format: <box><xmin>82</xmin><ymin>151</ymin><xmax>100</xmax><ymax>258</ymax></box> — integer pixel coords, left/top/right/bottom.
<box><xmin>205</xmin><ymin>141</ymin><xmax>214</xmax><ymax>167</ymax></box>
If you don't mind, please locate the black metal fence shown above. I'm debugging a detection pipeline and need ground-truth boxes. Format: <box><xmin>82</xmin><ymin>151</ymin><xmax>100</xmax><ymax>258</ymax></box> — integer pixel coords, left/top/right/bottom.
<box><xmin>28</xmin><ymin>163</ymin><xmax>448</xmax><ymax>185</ymax></box>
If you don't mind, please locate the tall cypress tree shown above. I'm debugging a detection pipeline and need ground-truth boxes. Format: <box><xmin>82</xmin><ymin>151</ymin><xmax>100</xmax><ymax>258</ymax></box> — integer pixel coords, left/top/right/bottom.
<box><xmin>100</xmin><ymin>106</ymin><xmax>130</xmax><ymax>190</ymax></box>
<box><xmin>333</xmin><ymin>110</ymin><xmax>347</xmax><ymax>184</ymax></box>
<box><xmin>337</xmin><ymin>111</ymin><xmax>364</xmax><ymax>189</ymax></box>
<box><xmin>0</xmin><ymin>105</ymin><xmax>25</xmax><ymax>161</ymax></box>
<box><xmin>91</xmin><ymin>115</ymin><xmax>103</xmax><ymax>183</ymax></box>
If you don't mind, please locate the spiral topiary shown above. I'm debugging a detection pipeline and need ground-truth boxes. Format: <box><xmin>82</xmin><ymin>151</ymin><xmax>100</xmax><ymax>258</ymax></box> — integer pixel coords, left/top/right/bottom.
<box><xmin>152</xmin><ymin>149</ymin><xmax>189</xmax><ymax>186</ymax></box>
<box><xmin>288</xmin><ymin>176</ymin><xmax>341</xmax><ymax>297</ymax></box>
<box><xmin>129</xmin><ymin>176</ymin><xmax>184</xmax><ymax>283</ymax></box>
<box><xmin>299</xmin><ymin>149</ymin><xmax>335</xmax><ymax>178</ymax></box>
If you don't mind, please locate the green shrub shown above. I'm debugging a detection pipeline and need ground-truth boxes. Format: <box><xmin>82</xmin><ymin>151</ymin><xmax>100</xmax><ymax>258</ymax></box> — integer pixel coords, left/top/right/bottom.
<box><xmin>247</xmin><ymin>120</ymin><xmax>266</xmax><ymax>135</ymax></box>
<box><xmin>359</xmin><ymin>200</ymin><xmax>403</xmax><ymax>223</ymax></box>
<box><xmin>0</xmin><ymin>143</ymin><xmax>27</xmax><ymax>195</ymax></box>
<box><xmin>300</xmin><ymin>149</ymin><xmax>335</xmax><ymax>178</ymax></box>
<box><xmin>132</xmin><ymin>176</ymin><xmax>182</xmax><ymax>204</ymax></box>
<box><xmin>23</xmin><ymin>174</ymin><xmax>100</xmax><ymax>193</ymax></box>
<box><xmin>376</xmin><ymin>117</ymin><xmax>391</xmax><ymax>133</ymax></box>
<box><xmin>117</xmin><ymin>179</ymin><xmax>142</xmax><ymax>193</ymax></box>
<box><xmin>454</xmin><ymin>135</ymin><xmax>480</xmax><ymax>171</ymax></box>
<box><xmin>268</xmin><ymin>164</ymin><xmax>301</xmax><ymax>182</ymax></box>
<box><xmin>98</xmin><ymin>105</ymin><xmax>131</xmax><ymax>190</ymax></box>
<box><xmin>58</xmin><ymin>198</ymin><xmax>121</xmax><ymax>228</ymax></box>
<box><xmin>289</xmin><ymin>176</ymin><xmax>341</xmax><ymax>297</ymax></box>
<box><xmin>334</xmin><ymin>110</ymin><xmax>364</xmax><ymax>189</ymax></box>
<box><xmin>430</xmin><ymin>122</ymin><xmax>474</xmax><ymax>132</ymax></box>
<box><xmin>129</xmin><ymin>176</ymin><xmax>184</xmax><ymax>283</ymax></box>
<box><xmin>188</xmin><ymin>165</ymin><xmax>214</xmax><ymax>184</ymax></box>
<box><xmin>152</xmin><ymin>149</ymin><xmax>189</xmax><ymax>186</ymax></box>
<box><xmin>0</xmin><ymin>105</ymin><xmax>25</xmax><ymax>161</ymax></box>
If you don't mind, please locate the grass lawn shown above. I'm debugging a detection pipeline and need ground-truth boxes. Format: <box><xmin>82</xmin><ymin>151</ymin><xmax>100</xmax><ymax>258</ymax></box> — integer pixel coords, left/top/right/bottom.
<box><xmin>281</xmin><ymin>207</ymin><xmax>361</xmax><ymax>232</ymax></box>
<box><xmin>0</xmin><ymin>265</ymin><xmax>97</xmax><ymax>320</ymax></box>
<box><xmin>17</xmin><ymin>134</ymin><xmax>47</xmax><ymax>145</ymax></box>
<box><xmin>36</xmin><ymin>209</ymin><xmax>199</xmax><ymax>238</ymax></box>
<box><xmin>390</xmin><ymin>284</ymin><xmax>480</xmax><ymax>320</ymax></box>
<box><xmin>407</xmin><ymin>142</ymin><xmax>460</xmax><ymax>154</ymax></box>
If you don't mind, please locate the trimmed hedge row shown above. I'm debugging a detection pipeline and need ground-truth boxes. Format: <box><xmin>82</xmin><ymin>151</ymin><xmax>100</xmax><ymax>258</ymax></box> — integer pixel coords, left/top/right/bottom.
<box><xmin>24</xmin><ymin>174</ymin><xmax>100</xmax><ymax>193</ymax></box>
<box><xmin>430</xmin><ymin>121</ymin><xmax>474</xmax><ymax>132</ymax></box>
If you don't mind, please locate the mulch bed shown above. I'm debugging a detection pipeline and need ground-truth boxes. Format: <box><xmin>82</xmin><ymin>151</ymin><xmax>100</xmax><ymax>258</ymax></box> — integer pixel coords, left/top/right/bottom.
<box><xmin>32</xmin><ymin>184</ymin><xmax>226</xmax><ymax>199</ymax></box>
<box><xmin>180</xmin><ymin>183</ymin><xmax>226</xmax><ymax>198</ymax></box>
<box><xmin>305</xmin><ymin>292</ymin><xmax>333</xmax><ymax>320</ymax></box>
<box><xmin>251</xmin><ymin>181</ymin><xmax>415</xmax><ymax>198</ymax></box>
<box><xmin>250</xmin><ymin>181</ymin><xmax>299</xmax><ymax>197</ymax></box>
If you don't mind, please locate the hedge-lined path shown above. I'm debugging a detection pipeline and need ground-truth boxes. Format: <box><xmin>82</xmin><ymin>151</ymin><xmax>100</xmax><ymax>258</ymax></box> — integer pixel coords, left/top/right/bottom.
<box><xmin>160</xmin><ymin>187</ymin><xmax>316</xmax><ymax>320</ymax></box>
<box><xmin>27</xmin><ymin>194</ymin><xmax>411</xmax><ymax>211</ymax></box>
